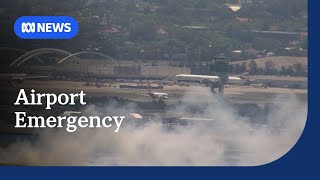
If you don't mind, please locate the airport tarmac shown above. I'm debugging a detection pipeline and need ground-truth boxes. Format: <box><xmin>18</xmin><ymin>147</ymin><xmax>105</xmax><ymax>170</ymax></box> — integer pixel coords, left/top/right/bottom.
<box><xmin>0</xmin><ymin>80</ymin><xmax>307</xmax><ymax>166</ymax></box>
<box><xmin>3</xmin><ymin>80</ymin><xmax>307</xmax><ymax>104</ymax></box>
<box><xmin>0</xmin><ymin>79</ymin><xmax>307</xmax><ymax>134</ymax></box>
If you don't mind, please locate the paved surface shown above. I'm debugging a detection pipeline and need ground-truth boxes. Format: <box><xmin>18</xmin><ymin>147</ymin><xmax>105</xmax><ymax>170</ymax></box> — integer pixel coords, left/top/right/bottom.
<box><xmin>0</xmin><ymin>80</ymin><xmax>307</xmax><ymax>166</ymax></box>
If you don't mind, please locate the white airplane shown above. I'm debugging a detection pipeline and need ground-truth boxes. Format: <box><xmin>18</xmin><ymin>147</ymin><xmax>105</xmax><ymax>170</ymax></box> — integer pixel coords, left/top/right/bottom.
<box><xmin>175</xmin><ymin>73</ymin><xmax>254</xmax><ymax>85</ymax></box>
<box><xmin>175</xmin><ymin>74</ymin><xmax>220</xmax><ymax>82</ymax></box>
<box><xmin>137</xmin><ymin>83</ymin><xmax>168</xmax><ymax>102</ymax></box>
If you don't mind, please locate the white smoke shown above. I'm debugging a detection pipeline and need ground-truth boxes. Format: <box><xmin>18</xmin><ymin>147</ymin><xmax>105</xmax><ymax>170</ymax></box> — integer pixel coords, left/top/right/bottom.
<box><xmin>0</xmin><ymin>88</ymin><xmax>307</xmax><ymax>166</ymax></box>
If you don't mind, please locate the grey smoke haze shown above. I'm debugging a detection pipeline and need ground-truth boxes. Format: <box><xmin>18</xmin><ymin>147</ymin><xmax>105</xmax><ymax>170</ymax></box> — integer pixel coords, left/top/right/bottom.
<box><xmin>0</xmin><ymin>88</ymin><xmax>307</xmax><ymax>166</ymax></box>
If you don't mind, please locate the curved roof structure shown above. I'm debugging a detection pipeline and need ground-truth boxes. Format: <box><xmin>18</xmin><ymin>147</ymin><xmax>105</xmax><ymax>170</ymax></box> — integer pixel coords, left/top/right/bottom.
<box><xmin>57</xmin><ymin>51</ymin><xmax>115</xmax><ymax>64</ymax></box>
<box><xmin>10</xmin><ymin>48</ymin><xmax>77</xmax><ymax>67</ymax></box>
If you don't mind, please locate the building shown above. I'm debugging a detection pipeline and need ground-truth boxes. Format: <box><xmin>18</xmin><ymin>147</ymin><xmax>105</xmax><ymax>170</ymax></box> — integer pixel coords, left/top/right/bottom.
<box><xmin>30</xmin><ymin>59</ymin><xmax>191</xmax><ymax>79</ymax></box>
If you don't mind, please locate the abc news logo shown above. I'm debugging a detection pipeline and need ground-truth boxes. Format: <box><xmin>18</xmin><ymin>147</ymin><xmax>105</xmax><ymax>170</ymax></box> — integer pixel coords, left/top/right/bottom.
<box><xmin>14</xmin><ymin>16</ymin><xmax>78</xmax><ymax>39</ymax></box>
<box><xmin>21</xmin><ymin>22</ymin><xmax>72</xmax><ymax>33</ymax></box>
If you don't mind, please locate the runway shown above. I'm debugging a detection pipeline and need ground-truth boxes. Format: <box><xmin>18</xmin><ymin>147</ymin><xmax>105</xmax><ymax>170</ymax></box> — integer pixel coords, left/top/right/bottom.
<box><xmin>3</xmin><ymin>80</ymin><xmax>308</xmax><ymax>104</ymax></box>
<box><xmin>0</xmin><ymin>79</ymin><xmax>307</xmax><ymax>166</ymax></box>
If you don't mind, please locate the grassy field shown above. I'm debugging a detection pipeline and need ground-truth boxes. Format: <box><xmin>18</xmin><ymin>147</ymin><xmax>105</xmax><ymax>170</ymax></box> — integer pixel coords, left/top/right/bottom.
<box><xmin>230</xmin><ymin>56</ymin><xmax>307</xmax><ymax>70</ymax></box>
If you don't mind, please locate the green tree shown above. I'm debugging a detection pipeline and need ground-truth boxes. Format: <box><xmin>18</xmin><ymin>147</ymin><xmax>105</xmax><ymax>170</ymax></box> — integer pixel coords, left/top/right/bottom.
<box><xmin>292</xmin><ymin>63</ymin><xmax>306</xmax><ymax>76</ymax></box>
<box><xmin>280</xmin><ymin>66</ymin><xmax>287</xmax><ymax>75</ymax></box>
<box><xmin>252</xmin><ymin>38</ymin><xmax>281</xmax><ymax>51</ymax></box>
<box><xmin>234</xmin><ymin>64</ymin><xmax>241</xmax><ymax>74</ymax></box>
<box><xmin>248</xmin><ymin>60</ymin><xmax>258</xmax><ymax>74</ymax></box>
<box><xmin>240</xmin><ymin>62</ymin><xmax>247</xmax><ymax>73</ymax></box>
<box><xmin>286</xmin><ymin>66</ymin><xmax>294</xmax><ymax>76</ymax></box>
<box><xmin>129</xmin><ymin>21</ymin><xmax>156</xmax><ymax>41</ymax></box>
<box><xmin>264</xmin><ymin>60</ymin><xmax>275</xmax><ymax>75</ymax></box>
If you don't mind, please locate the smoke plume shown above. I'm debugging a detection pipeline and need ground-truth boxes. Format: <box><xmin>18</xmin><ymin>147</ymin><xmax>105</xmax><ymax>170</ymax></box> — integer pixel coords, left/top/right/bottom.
<box><xmin>0</xmin><ymin>88</ymin><xmax>307</xmax><ymax>166</ymax></box>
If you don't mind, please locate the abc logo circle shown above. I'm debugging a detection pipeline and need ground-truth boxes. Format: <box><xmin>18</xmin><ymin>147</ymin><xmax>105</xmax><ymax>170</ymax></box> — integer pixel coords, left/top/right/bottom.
<box><xmin>14</xmin><ymin>16</ymin><xmax>79</xmax><ymax>39</ymax></box>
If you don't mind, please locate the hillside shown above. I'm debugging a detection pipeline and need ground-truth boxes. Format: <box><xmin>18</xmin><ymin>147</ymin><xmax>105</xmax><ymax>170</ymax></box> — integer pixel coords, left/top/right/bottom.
<box><xmin>230</xmin><ymin>56</ymin><xmax>308</xmax><ymax>70</ymax></box>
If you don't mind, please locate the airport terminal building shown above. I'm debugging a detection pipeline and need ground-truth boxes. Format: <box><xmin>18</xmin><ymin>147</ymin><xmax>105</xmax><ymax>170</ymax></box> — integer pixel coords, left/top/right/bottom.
<box><xmin>29</xmin><ymin>58</ymin><xmax>307</xmax><ymax>89</ymax></box>
<box><xmin>30</xmin><ymin>59</ymin><xmax>191</xmax><ymax>79</ymax></box>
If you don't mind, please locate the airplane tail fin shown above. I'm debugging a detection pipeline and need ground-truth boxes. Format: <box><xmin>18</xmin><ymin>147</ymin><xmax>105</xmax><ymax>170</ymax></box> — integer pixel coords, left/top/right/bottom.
<box><xmin>240</xmin><ymin>72</ymin><xmax>250</xmax><ymax>80</ymax></box>
<box><xmin>240</xmin><ymin>72</ymin><xmax>255</xmax><ymax>85</ymax></box>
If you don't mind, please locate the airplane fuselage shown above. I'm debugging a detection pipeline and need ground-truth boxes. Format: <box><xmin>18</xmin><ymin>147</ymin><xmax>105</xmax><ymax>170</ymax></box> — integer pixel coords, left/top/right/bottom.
<box><xmin>175</xmin><ymin>74</ymin><xmax>254</xmax><ymax>85</ymax></box>
<box><xmin>149</xmin><ymin>92</ymin><xmax>168</xmax><ymax>100</ymax></box>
